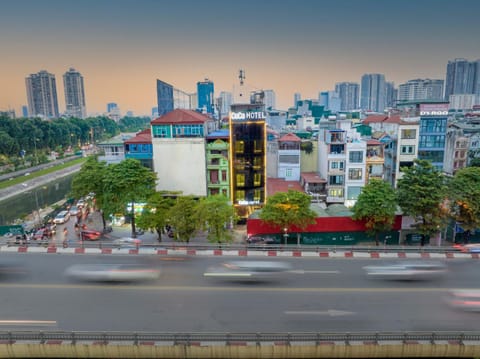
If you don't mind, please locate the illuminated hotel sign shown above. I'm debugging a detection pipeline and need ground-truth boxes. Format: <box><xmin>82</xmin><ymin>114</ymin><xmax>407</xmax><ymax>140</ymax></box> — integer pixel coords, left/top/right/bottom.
<box><xmin>419</xmin><ymin>103</ymin><xmax>449</xmax><ymax>116</ymax></box>
<box><xmin>230</xmin><ymin>111</ymin><xmax>266</xmax><ymax>121</ymax></box>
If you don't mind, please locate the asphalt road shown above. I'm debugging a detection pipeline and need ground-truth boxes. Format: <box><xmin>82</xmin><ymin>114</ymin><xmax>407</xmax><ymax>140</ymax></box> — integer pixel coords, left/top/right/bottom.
<box><xmin>0</xmin><ymin>254</ymin><xmax>477</xmax><ymax>333</ymax></box>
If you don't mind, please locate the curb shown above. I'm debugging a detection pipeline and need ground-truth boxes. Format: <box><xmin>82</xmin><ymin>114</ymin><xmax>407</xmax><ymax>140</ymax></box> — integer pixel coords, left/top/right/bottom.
<box><xmin>0</xmin><ymin>246</ymin><xmax>475</xmax><ymax>259</ymax></box>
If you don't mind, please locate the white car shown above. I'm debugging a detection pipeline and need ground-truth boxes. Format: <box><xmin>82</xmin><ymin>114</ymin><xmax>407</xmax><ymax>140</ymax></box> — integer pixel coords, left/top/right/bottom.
<box><xmin>69</xmin><ymin>205</ymin><xmax>80</xmax><ymax>216</ymax></box>
<box><xmin>363</xmin><ymin>261</ymin><xmax>447</xmax><ymax>281</ymax></box>
<box><xmin>53</xmin><ymin>211</ymin><xmax>70</xmax><ymax>224</ymax></box>
<box><xmin>64</xmin><ymin>264</ymin><xmax>160</xmax><ymax>282</ymax></box>
<box><xmin>204</xmin><ymin>261</ymin><xmax>292</xmax><ymax>281</ymax></box>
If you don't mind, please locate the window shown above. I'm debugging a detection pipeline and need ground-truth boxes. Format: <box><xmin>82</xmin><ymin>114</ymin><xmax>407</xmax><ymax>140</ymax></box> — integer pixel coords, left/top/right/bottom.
<box><xmin>400</xmin><ymin>145</ymin><xmax>415</xmax><ymax>154</ymax></box>
<box><xmin>236</xmin><ymin>174</ymin><xmax>245</xmax><ymax>187</ymax></box>
<box><xmin>347</xmin><ymin>186</ymin><xmax>362</xmax><ymax>200</ymax></box>
<box><xmin>419</xmin><ymin>135</ymin><xmax>445</xmax><ymax>148</ymax></box>
<box><xmin>253</xmin><ymin>157</ymin><xmax>263</xmax><ymax>169</ymax></box>
<box><xmin>348</xmin><ymin>168</ymin><xmax>362</xmax><ymax>180</ymax></box>
<box><xmin>254</xmin><ymin>189</ymin><xmax>262</xmax><ymax>202</ymax></box>
<box><xmin>329</xmin><ymin>175</ymin><xmax>344</xmax><ymax>185</ymax></box>
<box><xmin>254</xmin><ymin>140</ymin><xmax>263</xmax><ymax>153</ymax></box>
<box><xmin>235</xmin><ymin>190</ymin><xmax>245</xmax><ymax>201</ymax></box>
<box><xmin>235</xmin><ymin>141</ymin><xmax>245</xmax><ymax>153</ymax></box>
<box><xmin>285</xmin><ymin>168</ymin><xmax>292</xmax><ymax>178</ymax></box>
<box><xmin>221</xmin><ymin>170</ymin><xmax>227</xmax><ymax>182</ymax></box>
<box><xmin>330</xmin><ymin>144</ymin><xmax>345</xmax><ymax>154</ymax></box>
<box><xmin>254</xmin><ymin>173</ymin><xmax>262</xmax><ymax>186</ymax></box>
<box><xmin>330</xmin><ymin>161</ymin><xmax>345</xmax><ymax>170</ymax></box>
<box><xmin>279</xmin><ymin>155</ymin><xmax>299</xmax><ymax>164</ymax></box>
<box><xmin>328</xmin><ymin>188</ymin><xmax>344</xmax><ymax>198</ymax></box>
<box><xmin>420</xmin><ymin>118</ymin><xmax>447</xmax><ymax>133</ymax></box>
<box><xmin>401</xmin><ymin>129</ymin><xmax>416</xmax><ymax>139</ymax></box>
<box><xmin>349</xmin><ymin>151</ymin><xmax>363</xmax><ymax>163</ymax></box>
<box><xmin>209</xmin><ymin>170</ymin><xmax>219</xmax><ymax>184</ymax></box>
<box><xmin>210</xmin><ymin>158</ymin><xmax>220</xmax><ymax>165</ymax></box>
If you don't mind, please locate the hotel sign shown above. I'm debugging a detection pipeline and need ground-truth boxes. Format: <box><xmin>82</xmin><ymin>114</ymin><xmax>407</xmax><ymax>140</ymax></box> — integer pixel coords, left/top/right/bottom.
<box><xmin>230</xmin><ymin>111</ymin><xmax>266</xmax><ymax>121</ymax></box>
<box><xmin>419</xmin><ymin>103</ymin><xmax>449</xmax><ymax>116</ymax></box>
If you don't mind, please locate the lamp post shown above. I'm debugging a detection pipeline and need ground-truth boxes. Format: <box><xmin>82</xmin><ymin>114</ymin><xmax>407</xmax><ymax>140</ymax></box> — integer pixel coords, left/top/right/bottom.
<box><xmin>33</xmin><ymin>138</ymin><xmax>38</xmax><ymax>165</ymax></box>
<box><xmin>283</xmin><ymin>227</ymin><xmax>288</xmax><ymax>246</ymax></box>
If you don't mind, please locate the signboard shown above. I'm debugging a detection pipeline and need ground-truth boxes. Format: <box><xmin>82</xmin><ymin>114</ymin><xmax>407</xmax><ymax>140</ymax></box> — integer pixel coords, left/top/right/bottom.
<box><xmin>230</xmin><ymin>111</ymin><xmax>266</xmax><ymax>122</ymax></box>
<box><xmin>419</xmin><ymin>103</ymin><xmax>449</xmax><ymax>116</ymax></box>
<box><xmin>0</xmin><ymin>225</ymin><xmax>24</xmax><ymax>236</ymax></box>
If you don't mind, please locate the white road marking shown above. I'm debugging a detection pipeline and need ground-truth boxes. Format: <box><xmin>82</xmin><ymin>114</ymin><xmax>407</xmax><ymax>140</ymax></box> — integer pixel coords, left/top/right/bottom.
<box><xmin>284</xmin><ymin>309</ymin><xmax>354</xmax><ymax>316</ymax></box>
<box><xmin>289</xmin><ymin>270</ymin><xmax>340</xmax><ymax>274</ymax></box>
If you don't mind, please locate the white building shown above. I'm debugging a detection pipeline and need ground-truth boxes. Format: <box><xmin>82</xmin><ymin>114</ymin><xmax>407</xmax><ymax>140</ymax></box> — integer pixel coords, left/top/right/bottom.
<box><xmin>150</xmin><ymin>109</ymin><xmax>214</xmax><ymax>196</ymax></box>
<box><xmin>449</xmin><ymin>94</ymin><xmax>480</xmax><ymax>111</ymax></box>
<box><xmin>277</xmin><ymin>133</ymin><xmax>301</xmax><ymax>181</ymax></box>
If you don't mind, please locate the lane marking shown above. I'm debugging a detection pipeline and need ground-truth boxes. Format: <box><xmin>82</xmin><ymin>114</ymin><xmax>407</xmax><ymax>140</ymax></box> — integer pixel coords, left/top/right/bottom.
<box><xmin>284</xmin><ymin>310</ymin><xmax>355</xmax><ymax>316</ymax></box>
<box><xmin>289</xmin><ymin>270</ymin><xmax>340</xmax><ymax>274</ymax></box>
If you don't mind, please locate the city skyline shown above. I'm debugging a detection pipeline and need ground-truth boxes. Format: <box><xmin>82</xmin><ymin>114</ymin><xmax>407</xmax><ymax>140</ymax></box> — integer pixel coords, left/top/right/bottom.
<box><xmin>1</xmin><ymin>0</ymin><xmax>479</xmax><ymax>116</ymax></box>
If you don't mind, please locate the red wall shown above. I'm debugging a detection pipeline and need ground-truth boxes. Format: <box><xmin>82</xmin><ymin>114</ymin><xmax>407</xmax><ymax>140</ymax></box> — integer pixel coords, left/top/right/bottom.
<box><xmin>247</xmin><ymin>215</ymin><xmax>402</xmax><ymax>237</ymax></box>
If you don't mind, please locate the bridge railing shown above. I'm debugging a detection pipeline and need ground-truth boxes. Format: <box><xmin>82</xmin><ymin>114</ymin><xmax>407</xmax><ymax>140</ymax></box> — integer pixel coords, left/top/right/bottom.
<box><xmin>0</xmin><ymin>331</ymin><xmax>478</xmax><ymax>344</ymax></box>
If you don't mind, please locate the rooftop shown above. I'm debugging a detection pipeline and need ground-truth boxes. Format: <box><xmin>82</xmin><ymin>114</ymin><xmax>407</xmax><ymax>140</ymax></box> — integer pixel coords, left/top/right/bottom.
<box><xmin>151</xmin><ymin>109</ymin><xmax>213</xmax><ymax>125</ymax></box>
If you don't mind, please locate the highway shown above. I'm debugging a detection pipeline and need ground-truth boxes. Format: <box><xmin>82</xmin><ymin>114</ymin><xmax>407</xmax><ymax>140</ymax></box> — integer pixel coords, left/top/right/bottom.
<box><xmin>0</xmin><ymin>253</ymin><xmax>478</xmax><ymax>333</ymax></box>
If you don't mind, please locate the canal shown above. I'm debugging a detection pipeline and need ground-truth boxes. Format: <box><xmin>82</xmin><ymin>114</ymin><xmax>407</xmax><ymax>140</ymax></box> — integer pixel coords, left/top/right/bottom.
<box><xmin>0</xmin><ymin>174</ymin><xmax>75</xmax><ymax>226</ymax></box>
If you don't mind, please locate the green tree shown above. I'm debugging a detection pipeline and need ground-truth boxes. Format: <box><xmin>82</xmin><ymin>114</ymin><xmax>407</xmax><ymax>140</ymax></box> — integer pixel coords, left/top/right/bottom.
<box><xmin>136</xmin><ymin>192</ymin><xmax>178</xmax><ymax>241</ymax></box>
<box><xmin>352</xmin><ymin>179</ymin><xmax>397</xmax><ymax>245</ymax></box>
<box><xmin>71</xmin><ymin>156</ymin><xmax>108</xmax><ymax>227</ymax></box>
<box><xmin>448</xmin><ymin>167</ymin><xmax>480</xmax><ymax>241</ymax></box>
<box><xmin>397</xmin><ymin>159</ymin><xmax>448</xmax><ymax>245</ymax></box>
<box><xmin>195</xmin><ymin>195</ymin><xmax>236</xmax><ymax>243</ymax></box>
<box><xmin>102</xmin><ymin>159</ymin><xmax>157</xmax><ymax>238</ymax></box>
<box><xmin>168</xmin><ymin>196</ymin><xmax>198</xmax><ymax>243</ymax></box>
<box><xmin>259</xmin><ymin>189</ymin><xmax>317</xmax><ymax>245</ymax></box>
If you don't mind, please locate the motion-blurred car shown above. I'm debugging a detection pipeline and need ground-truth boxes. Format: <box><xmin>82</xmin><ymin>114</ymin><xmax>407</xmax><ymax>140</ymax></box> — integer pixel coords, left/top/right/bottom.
<box><xmin>79</xmin><ymin>229</ymin><xmax>102</xmax><ymax>241</ymax></box>
<box><xmin>32</xmin><ymin>227</ymin><xmax>54</xmax><ymax>241</ymax></box>
<box><xmin>113</xmin><ymin>237</ymin><xmax>142</xmax><ymax>248</ymax></box>
<box><xmin>363</xmin><ymin>261</ymin><xmax>447</xmax><ymax>281</ymax></box>
<box><xmin>204</xmin><ymin>260</ymin><xmax>292</xmax><ymax>281</ymax></box>
<box><xmin>64</xmin><ymin>263</ymin><xmax>160</xmax><ymax>282</ymax></box>
<box><xmin>452</xmin><ymin>243</ymin><xmax>480</xmax><ymax>253</ymax></box>
<box><xmin>246</xmin><ymin>236</ymin><xmax>276</xmax><ymax>245</ymax></box>
<box><xmin>447</xmin><ymin>290</ymin><xmax>480</xmax><ymax>311</ymax></box>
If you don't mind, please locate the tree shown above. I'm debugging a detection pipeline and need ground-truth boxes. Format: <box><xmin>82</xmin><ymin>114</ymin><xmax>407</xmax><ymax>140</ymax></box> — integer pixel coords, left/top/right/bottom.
<box><xmin>195</xmin><ymin>195</ymin><xmax>236</xmax><ymax>243</ymax></box>
<box><xmin>259</xmin><ymin>190</ymin><xmax>317</xmax><ymax>245</ymax></box>
<box><xmin>352</xmin><ymin>179</ymin><xmax>397</xmax><ymax>245</ymax></box>
<box><xmin>168</xmin><ymin>196</ymin><xmax>198</xmax><ymax>243</ymax></box>
<box><xmin>71</xmin><ymin>156</ymin><xmax>108</xmax><ymax>228</ymax></box>
<box><xmin>102</xmin><ymin>159</ymin><xmax>157</xmax><ymax>238</ymax></box>
<box><xmin>397</xmin><ymin>159</ymin><xmax>448</xmax><ymax>245</ymax></box>
<box><xmin>136</xmin><ymin>192</ymin><xmax>177</xmax><ymax>241</ymax></box>
<box><xmin>448</xmin><ymin>167</ymin><xmax>480</xmax><ymax>241</ymax></box>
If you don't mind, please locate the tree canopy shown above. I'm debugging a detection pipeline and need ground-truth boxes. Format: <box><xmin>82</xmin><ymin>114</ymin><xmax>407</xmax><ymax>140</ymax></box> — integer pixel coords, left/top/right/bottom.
<box><xmin>260</xmin><ymin>190</ymin><xmax>317</xmax><ymax>242</ymax></box>
<box><xmin>168</xmin><ymin>196</ymin><xmax>198</xmax><ymax>243</ymax></box>
<box><xmin>352</xmin><ymin>179</ymin><xmax>397</xmax><ymax>245</ymax></box>
<box><xmin>195</xmin><ymin>195</ymin><xmax>236</xmax><ymax>243</ymax></box>
<box><xmin>397</xmin><ymin>159</ymin><xmax>449</xmax><ymax>240</ymax></box>
<box><xmin>448</xmin><ymin>166</ymin><xmax>480</xmax><ymax>233</ymax></box>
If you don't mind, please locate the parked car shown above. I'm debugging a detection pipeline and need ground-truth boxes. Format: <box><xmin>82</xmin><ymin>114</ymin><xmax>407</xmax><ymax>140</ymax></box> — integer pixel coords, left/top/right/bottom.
<box><xmin>79</xmin><ymin>229</ymin><xmax>102</xmax><ymax>241</ymax></box>
<box><xmin>53</xmin><ymin>210</ymin><xmax>70</xmax><ymax>224</ymax></box>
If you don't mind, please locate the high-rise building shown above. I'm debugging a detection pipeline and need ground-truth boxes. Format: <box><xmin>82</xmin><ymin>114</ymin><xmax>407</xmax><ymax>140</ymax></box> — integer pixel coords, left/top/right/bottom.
<box><xmin>445</xmin><ymin>58</ymin><xmax>480</xmax><ymax>100</ymax></box>
<box><xmin>229</xmin><ymin>102</ymin><xmax>266</xmax><ymax>219</ymax></box>
<box><xmin>219</xmin><ymin>91</ymin><xmax>233</xmax><ymax>115</ymax></box>
<box><xmin>319</xmin><ymin>91</ymin><xmax>341</xmax><ymax>113</ymax></box>
<box><xmin>360</xmin><ymin>74</ymin><xmax>386</xmax><ymax>113</ymax></box>
<box><xmin>385</xmin><ymin>81</ymin><xmax>396</xmax><ymax>108</ymax></box>
<box><xmin>263</xmin><ymin>90</ymin><xmax>276</xmax><ymax>110</ymax></box>
<box><xmin>63</xmin><ymin>68</ymin><xmax>86</xmax><ymax>118</ymax></box>
<box><xmin>293</xmin><ymin>92</ymin><xmax>301</xmax><ymax>107</ymax></box>
<box><xmin>107</xmin><ymin>103</ymin><xmax>118</xmax><ymax>112</ymax></box>
<box><xmin>156</xmin><ymin>79</ymin><xmax>174</xmax><ymax>116</ymax></box>
<box><xmin>335</xmin><ymin>82</ymin><xmax>359</xmax><ymax>111</ymax></box>
<box><xmin>25</xmin><ymin>70</ymin><xmax>59</xmax><ymax>118</ymax></box>
<box><xmin>197</xmin><ymin>79</ymin><xmax>214</xmax><ymax>114</ymax></box>
<box><xmin>398</xmin><ymin>79</ymin><xmax>444</xmax><ymax>102</ymax></box>
<box><xmin>173</xmin><ymin>88</ymin><xmax>195</xmax><ymax>110</ymax></box>
<box><xmin>22</xmin><ymin>105</ymin><xmax>28</xmax><ymax>118</ymax></box>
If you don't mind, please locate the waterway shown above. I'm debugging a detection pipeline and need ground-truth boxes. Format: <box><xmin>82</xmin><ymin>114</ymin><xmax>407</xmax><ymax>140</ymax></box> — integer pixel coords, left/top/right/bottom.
<box><xmin>0</xmin><ymin>174</ymin><xmax>75</xmax><ymax>226</ymax></box>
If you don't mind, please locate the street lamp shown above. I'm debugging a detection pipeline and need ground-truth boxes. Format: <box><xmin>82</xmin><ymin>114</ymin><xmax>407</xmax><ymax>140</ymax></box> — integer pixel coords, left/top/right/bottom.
<box><xmin>283</xmin><ymin>227</ymin><xmax>288</xmax><ymax>246</ymax></box>
<box><xmin>33</xmin><ymin>138</ymin><xmax>39</xmax><ymax>165</ymax></box>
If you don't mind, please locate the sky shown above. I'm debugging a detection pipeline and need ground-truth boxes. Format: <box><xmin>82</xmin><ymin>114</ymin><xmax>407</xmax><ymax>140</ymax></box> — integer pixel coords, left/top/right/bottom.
<box><xmin>1</xmin><ymin>0</ymin><xmax>480</xmax><ymax>116</ymax></box>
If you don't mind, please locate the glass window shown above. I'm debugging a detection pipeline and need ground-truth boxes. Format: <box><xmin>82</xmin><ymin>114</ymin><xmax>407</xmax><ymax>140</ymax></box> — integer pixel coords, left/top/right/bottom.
<box><xmin>285</xmin><ymin>168</ymin><xmax>292</xmax><ymax>177</ymax></box>
<box><xmin>279</xmin><ymin>155</ymin><xmax>299</xmax><ymax>164</ymax></box>
<box><xmin>347</xmin><ymin>186</ymin><xmax>362</xmax><ymax>200</ymax></box>
<box><xmin>330</xmin><ymin>144</ymin><xmax>345</xmax><ymax>154</ymax></box>
<box><xmin>400</xmin><ymin>145</ymin><xmax>415</xmax><ymax>154</ymax></box>
<box><xmin>221</xmin><ymin>170</ymin><xmax>227</xmax><ymax>182</ymax></box>
<box><xmin>236</xmin><ymin>173</ymin><xmax>245</xmax><ymax>187</ymax></box>
<box><xmin>348</xmin><ymin>168</ymin><xmax>362</xmax><ymax>180</ymax></box>
<box><xmin>328</xmin><ymin>188</ymin><xmax>344</xmax><ymax>197</ymax></box>
<box><xmin>401</xmin><ymin>129</ymin><xmax>416</xmax><ymax>139</ymax></box>
<box><xmin>254</xmin><ymin>173</ymin><xmax>262</xmax><ymax>186</ymax></box>
<box><xmin>235</xmin><ymin>141</ymin><xmax>245</xmax><ymax>153</ymax></box>
<box><xmin>349</xmin><ymin>151</ymin><xmax>363</xmax><ymax>163</ymax></box>
<box><xmin>235</xmin><ymin>190</ymin><xmax>245</xmax><ymax>201</ymax></box>
<box><xmin>329</xmin><ymin>175</ymin><xmax>344</xmax><ymax>185</ymax></box>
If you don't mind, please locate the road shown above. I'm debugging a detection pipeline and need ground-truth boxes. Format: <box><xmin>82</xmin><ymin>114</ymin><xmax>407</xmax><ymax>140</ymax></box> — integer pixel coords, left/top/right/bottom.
<box><xmin>0</xmin><ymin>254</ymin><xmax>477</xmax><ymax>333</ymax></box>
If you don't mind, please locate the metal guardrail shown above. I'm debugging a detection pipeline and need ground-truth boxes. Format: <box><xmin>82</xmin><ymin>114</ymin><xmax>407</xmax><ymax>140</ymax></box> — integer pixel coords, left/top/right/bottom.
<box><xmin>0</xmin><ymin>331</ymin><xmax>477</xmax><ymax>344</ymax></box>
<box><xmin>1</xmin><ymin>240</ymin><xmax>463</xmax><ymax>254</ymax></box>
